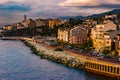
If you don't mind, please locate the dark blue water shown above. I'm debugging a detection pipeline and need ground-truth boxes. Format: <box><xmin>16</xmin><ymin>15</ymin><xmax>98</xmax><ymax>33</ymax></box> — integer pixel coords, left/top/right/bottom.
<box><xmin>0</xmin><ymin>40</ymin><xmax>115</xmax><ymax>80</ymax></box>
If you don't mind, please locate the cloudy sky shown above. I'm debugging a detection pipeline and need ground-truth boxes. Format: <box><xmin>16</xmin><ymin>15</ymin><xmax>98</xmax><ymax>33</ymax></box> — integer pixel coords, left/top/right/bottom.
<box><xmin>0</xmin><ymin>0</ymin><xmax>120</xmax><ymax>27</ymax></box>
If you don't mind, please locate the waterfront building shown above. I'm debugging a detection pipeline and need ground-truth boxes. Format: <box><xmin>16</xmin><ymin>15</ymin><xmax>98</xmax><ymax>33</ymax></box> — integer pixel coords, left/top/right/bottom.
<box><xmin>57</xmin><ymin>28</ymin><xmax>70</xmax><ymax>42</ymax></box>
<box><xmin>103</xmin><ymin>33</ymin><xmax>111</xmax><ymax>48</ymax></box>
<box><xmin>91</xmin><ymin>21</ymin><xmax>117</xmax><ymax>52</ymax></box>
<box><xmin>58</xmin><ymin>25</ymin><xmax>88</xmax><ymax>45</ymax></box>
<box><xmin>115</xmin><ymin>34</ymin><xmax>120</xmax><ymax>56</ymax></box>
<box><xmin>85</xmin><ymin>59</ymin><xmax>120</xmax><ymax>79</ymax></box>
<box><xmin>91</xmin><ymin>24</ymin><xmax>104</xmax><ymax>40</ymax></box>
<box><xmin>93</xmin><ymin>33</ymin><xmax>112</xmax><ymax>52</ymax></box>
<box><xmin>69</xmin><ymin>25</ymin><xmax>88</xmax><ymax>45</ymax></box>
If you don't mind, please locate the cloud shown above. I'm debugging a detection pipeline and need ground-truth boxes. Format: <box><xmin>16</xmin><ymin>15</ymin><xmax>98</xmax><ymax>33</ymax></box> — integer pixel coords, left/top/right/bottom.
<box><xmin>0</xmin><ymin>3</ymin><xmax>31</xmax><ymax>12</ymax></box>
<box><xmin>58</xmin><ymin>0</ymin><xmax>120</xmax><ymax>17</ymax></box>
<box><xmin>0</xmin><ymin>0</ymin><xmax>120</xmax><ymax>27</ymax></box>
<box><xmin>79</xmin><ymin>4</ymin><xmax>120</xmax><ymax>9</ymax></box>
<box><xmin>59</xmin><ymin>0</ymin><xmax>120</xmax><ymax>9</ymax></box>
<box><xmin>59</xmin><ymin>0</ymin><xmax>100</xmax><ymax>6</ymax></box>
<box><xmin>0</xmin><ymin>0</ymin><xmax>66</xmax><ymax>27</ymax></box>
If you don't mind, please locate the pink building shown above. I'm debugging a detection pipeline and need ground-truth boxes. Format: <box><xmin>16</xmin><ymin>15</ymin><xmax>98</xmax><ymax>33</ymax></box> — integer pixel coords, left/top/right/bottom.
<box><xmin>70</xmin><ymin>36</ymin><xmax>87</xmax><ymax>45</ymax></box>
<box><xmin>70</xmin><ymin>25</ymin><xmax>88</xmax><ymax>45</ymax></box>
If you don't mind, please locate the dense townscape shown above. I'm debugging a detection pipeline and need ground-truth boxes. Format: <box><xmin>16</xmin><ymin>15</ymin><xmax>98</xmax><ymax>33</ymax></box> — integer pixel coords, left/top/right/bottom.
<box><xmin>1</xmin><ymin>9</ymin><xmax>120</xmax><ymax>58</ymax></box>
<box><xmin>0</xmin><ymin>9</ymin><xmax>120</xmax><ymax>79</ymax></box>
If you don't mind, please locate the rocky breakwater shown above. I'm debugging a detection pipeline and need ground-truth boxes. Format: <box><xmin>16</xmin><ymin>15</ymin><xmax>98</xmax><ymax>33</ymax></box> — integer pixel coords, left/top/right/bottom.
<box><xmin>23</xmin><ymin>40</ymin><xmax>85</xmax><ymax>69</ymax></box>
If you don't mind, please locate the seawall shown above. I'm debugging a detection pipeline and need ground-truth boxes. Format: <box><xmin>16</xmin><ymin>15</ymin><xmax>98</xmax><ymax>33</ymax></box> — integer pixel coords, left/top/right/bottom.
<box><xmin>22</xmin><ymin>39</ymin><xmax>85</xmax><ymax>69</ymax></box>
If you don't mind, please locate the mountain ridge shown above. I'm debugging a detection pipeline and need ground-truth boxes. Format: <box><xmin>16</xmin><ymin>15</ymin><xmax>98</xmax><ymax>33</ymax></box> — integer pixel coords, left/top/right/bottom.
<box><xmin>60</xmin><ymin>9</ymin><xmax>120</xmax><ymax>20</ymax></box>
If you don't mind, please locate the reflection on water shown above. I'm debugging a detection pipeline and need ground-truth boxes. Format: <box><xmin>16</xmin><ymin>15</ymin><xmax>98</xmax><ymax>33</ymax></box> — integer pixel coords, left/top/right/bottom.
<box><xmin>0</xmin><ymin>40</ymin><xmax>115</xmax><ymax>80</ymax></box>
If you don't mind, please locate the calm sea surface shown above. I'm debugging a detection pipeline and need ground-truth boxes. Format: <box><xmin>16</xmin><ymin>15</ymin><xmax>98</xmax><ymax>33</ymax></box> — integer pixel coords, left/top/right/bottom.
<box><xmin>0</xmin><ymin>40</ymin><xmax>115</xmax><ymax>80</ymax></box>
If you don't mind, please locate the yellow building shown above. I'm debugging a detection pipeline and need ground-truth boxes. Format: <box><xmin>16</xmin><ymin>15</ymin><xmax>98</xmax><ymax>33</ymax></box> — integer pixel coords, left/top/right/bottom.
<box><xmin>3</xmin><ymin>25</ymin><xmax>14</xmax><ymax>30</ymax></box>
<box><xmin>48</xmin><ymin>18</ymin><xmax>61</xmax><ymax>28</ymax></box>
<box><xmin>115</xmin><ymin>34</ymin><xmax>120</xmax><ymax>56</ymax></box>
<box><xmin>104</xmin><ymin>33</ymin><xmax>111</xmax><ymax>47</ymax></box>
<box><xmin>48</xmin><ymin>20</ymin><xmax>55</xmax><ymax>28</ymax></box>
<box><xmin>91</xmin><ymin>22</ymin><xmax>116</xmax><ymax>52</ymax></box>
<box><xmin>93</xmin><ymin>39</ymin><xmax>104</xmax><ymax>52</ymax></box>
<box><xmin>57</xmin><ymin>28</ymin><xmax>70</xmax><ymax>42</ymax></box>
<box><xmin>93</xmin><ymin>33</ymin><xmax>111</xmax><ymax>52</ymax></box>
<box><xmin>27</xmin><ymin>19</ymin><xmax>36</xmax><ymax>27</ymax></box>
<box><xmin>91</xmin><ymin>24</ymin><xmax>104</xmax><ymax>40</ymax></box>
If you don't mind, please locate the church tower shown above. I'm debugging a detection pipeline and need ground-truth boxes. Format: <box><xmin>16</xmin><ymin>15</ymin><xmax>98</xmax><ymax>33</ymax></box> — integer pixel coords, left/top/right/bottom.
<box><xmin>24</xmin><ymin>15</ymin><xmax>27</xmax><ymax>21</ymax></box>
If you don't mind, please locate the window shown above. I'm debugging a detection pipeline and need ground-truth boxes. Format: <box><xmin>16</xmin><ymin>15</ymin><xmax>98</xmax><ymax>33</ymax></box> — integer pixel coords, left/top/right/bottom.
<box><xmin>117</xmin><ymin>67</ymin><xmax>119</xmax><ymax>74</ymax></box>
<box><xmin>102</xmin><ymin>65</ymin><xmax>104</xmax><ymax>71</ymax></box>
<box><xmin>105</xmin><ymin>66</ymin><xmax>107</xmax><ymax>71</ymax></box>
<box><xmin>114</xmin><ymin>67</ymin><xmax>116</xmax><ymax>74</ymax></box>
<box><xmin>100</xmin><ymin>65</ymin><xmax>102</xmax><ymax>70</ymax></box>
<box><xmin>108</xmin><ymin>66</ymin><xmax>110</xmax><ymax>72</ymax></box>
<box><xmin>107</xmin><ymin>42</ymin><xmax>109</xmax><ymax>44</ymax></box>
<box><xmin>111</xmin><ymin>66</ymin><xmax>113</xmax><ymax>73</ymax></box>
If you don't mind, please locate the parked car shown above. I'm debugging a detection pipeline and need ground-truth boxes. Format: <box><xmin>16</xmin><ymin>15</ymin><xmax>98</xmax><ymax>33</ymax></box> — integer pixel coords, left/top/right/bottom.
<box><xmin>118</xmin><ymin>58</ymin><xmax>120</xmax><ymax>61</ymax></box>
<box><xmin>97</xmin><ymin>53</ymin><xmax>104</xmax><ymax>58</ymax></box>
<box><xmin>79</xmin><ymin>49</ymin><xmax>86</xmax><ymax>53</ymax></box>
<box><xmin>91</xmin><ymin>51</ymin><xmax>98</xmax><ymax>56</ymax></box>
<box><xmin>64</xmin><ymin>45</ymin><xmax>73</xmax><ymax>49</ymax></box>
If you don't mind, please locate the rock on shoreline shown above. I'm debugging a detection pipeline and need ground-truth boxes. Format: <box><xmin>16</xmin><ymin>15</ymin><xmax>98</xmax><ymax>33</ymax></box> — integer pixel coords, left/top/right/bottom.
<box><xmin>22</xmin><ymin>39</ymin><xmax>85</xmax><ymax>69</ymax></box>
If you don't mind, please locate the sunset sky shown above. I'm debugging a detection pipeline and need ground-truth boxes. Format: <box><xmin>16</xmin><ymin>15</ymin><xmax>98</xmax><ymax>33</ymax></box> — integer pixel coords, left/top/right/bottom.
<box><xmin>0</xmin><ymin>0</ymin><xmax>120</xmax><ymax>27</ymax></box>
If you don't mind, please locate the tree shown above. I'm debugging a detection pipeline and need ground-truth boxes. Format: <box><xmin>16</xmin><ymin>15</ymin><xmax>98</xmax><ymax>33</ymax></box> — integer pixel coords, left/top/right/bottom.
<box><xmin>80</xmin><ymin>40</ymin><xmax>93</xmax><ymax>52</ymax></box>
<box><xmin>102</xmin><ymin>49</ymin><xmax>111</xmax><ymax>56</ymax></box>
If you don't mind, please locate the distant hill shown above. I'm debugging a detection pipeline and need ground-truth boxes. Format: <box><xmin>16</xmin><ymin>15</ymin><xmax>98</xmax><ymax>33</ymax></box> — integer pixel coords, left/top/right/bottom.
<box><xmin>60</xmin><ymin>9</ymin><xmax>120</xmax><ymax>20</ymax></box>
<box><xmin>60</xmin><ymin>16</ymin><xmax>84</xmax><ymax>20</ymax></box>
<box><xmin>110</xmin><ymin>9</ymin><xmax>120</xmax><ymax>14</ymax></box>
<box><xmin>86</xmin><ymin>9</ymin><xmax>120</xmax><ymax>18</ymax></box>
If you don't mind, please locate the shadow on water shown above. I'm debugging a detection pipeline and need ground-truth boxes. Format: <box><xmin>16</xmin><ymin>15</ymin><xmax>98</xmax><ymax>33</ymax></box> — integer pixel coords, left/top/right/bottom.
<box><xmin>84</xmin><ymin>71</ymin><xmax>116</xmax><ymax>80</ymax></box>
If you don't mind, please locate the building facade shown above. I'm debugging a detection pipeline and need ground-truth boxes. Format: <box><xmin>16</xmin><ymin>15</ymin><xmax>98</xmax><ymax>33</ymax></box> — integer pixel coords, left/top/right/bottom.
<box><xmin>3</xmin><ymin>25</ymin><xmax>14</xmax><ymax>30</ymax></box>
<box><xmin>35</xmin><ymin>19</ymin><xmax>46</xmax><ymax>27</ymax></box>
<box><xmin>58</xmin><ymin>25</ymin><xmax>88</xmax><ymax>45</ymax></box>
<box><xmin>103</xmin><ymin>20</ymin><xmax>117</xmax><ymax>31</ymax></box>
<box><xmin>91</xmin><ymin>20</ymin><xmax>118</xmax><ymax>52</ymax></box>
<box><xmin>57</xmin><ymin>28</ymin><xmax>70</xmax><ymax>42</ymax></box>
<box><xmin>47</xmin><ymin>18</ymin><xmax>61</xmax><ymax>28</ymax></box>
<box><xmin>70</xmin><ymin>25</ymin><xmax>88</xmax><ymax>45</ymax></box>
<box><xmin>115</xmin><ymin>34</ymin><xmax>120</xmax><ymax>56</ymax></box>
<box><xmin>27</xmin><ymin>19</ymin><xmax>36</xmax><ymax>27</ymax></box>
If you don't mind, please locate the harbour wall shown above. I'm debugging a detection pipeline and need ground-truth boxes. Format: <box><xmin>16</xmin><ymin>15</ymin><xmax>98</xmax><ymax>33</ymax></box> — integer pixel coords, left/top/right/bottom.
<box><xmin>22</xmin><ymin>39</ymin><xmax>85</xmax><ymax>69</ymax></box>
